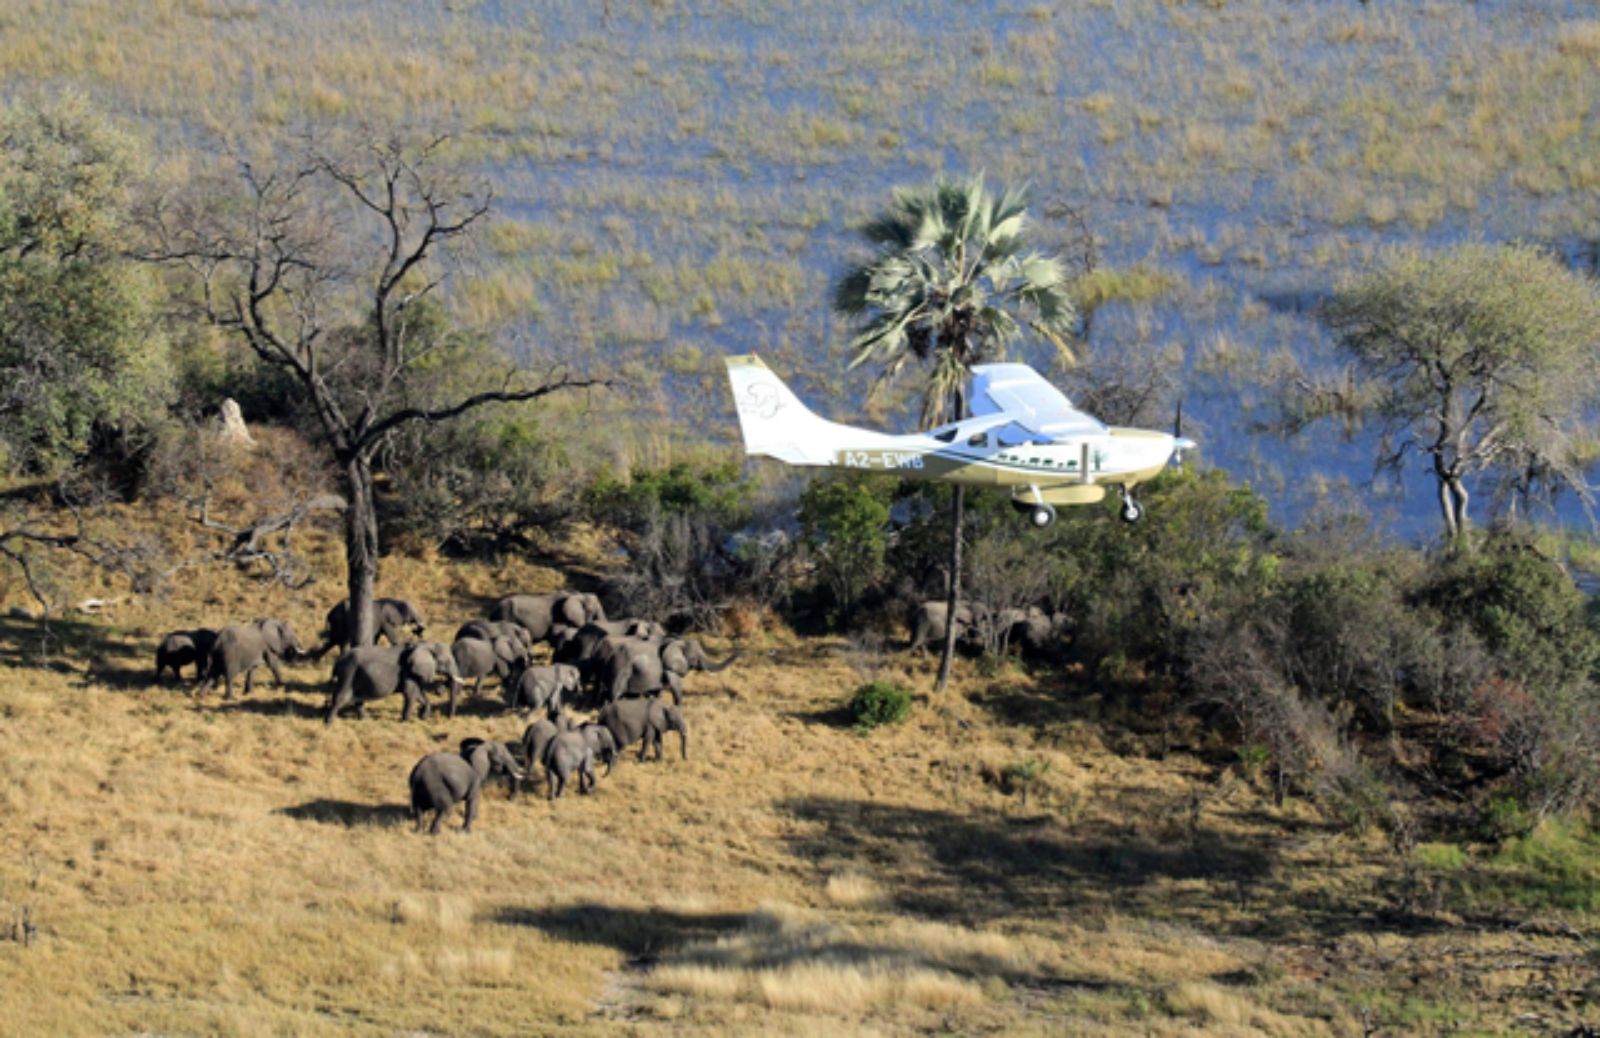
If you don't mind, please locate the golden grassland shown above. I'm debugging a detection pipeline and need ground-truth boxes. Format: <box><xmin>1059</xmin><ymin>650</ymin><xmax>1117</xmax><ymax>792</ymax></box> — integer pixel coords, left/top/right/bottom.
<box><xmin>0</xmin><ymin>501</ymin><xmax>1594</xmax><ymax>1036</ymax></box>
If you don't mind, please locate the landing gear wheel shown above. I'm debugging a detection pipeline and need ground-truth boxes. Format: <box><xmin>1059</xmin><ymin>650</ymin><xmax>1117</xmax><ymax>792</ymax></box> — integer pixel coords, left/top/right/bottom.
<box><xmin>1028</xmin><ymin>504</ymin><xmax>1057</xmax><ymax>529</ymax></box>
<box><xmin>1119</xmin><ymin>497</ymin><xmax>1144</xmax><ymax>524</ymax></box>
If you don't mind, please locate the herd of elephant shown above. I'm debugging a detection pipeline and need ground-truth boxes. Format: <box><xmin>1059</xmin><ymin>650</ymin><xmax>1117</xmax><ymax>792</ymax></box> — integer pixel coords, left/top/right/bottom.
<box><xmin>152</xmin><ymin>590</ymin><xmax>724</xmax><ymax>832</ymax></box>
<box><xmin>906</xmin><ymin>600</ymin><xmax>1070</xmax><ymax>657</ymax></box>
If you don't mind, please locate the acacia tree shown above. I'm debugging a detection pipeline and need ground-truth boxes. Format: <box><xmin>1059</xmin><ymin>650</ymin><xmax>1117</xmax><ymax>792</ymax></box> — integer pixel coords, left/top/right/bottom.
<box><xmin>1321</xmin><ymin>244</ymin><xmax>1600</xmax><ymax>542</ymax></box>
<box><xmin>145</xmin><ymin>134</ymin><xmax>603</xmax><ymax>645</ymax></box>
<box><xmin>833</xmin><ymin>175</ymin><xmax>1076</xmax><ymax>691</ymax></box>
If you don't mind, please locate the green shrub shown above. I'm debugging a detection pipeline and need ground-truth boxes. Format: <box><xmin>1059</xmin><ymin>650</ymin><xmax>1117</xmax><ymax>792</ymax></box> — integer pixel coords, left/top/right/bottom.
<box><xmin>1001</xmin><ymin>757</ymin><xmax>1052</xmax><ymax>805</ymax></box>
<box><xmin>1477</xmin><ymin>792</ymin><xmax>1534</xmax><ymax>843</ymax></box>
<box><xmin>848</xmin><ymin>680</ymin><xmax>911</xmax><ymax>732</ymax></box>
<box><xmin>797</xmin><ymin>473</ymin><xmax>892</xmax><ymax>625</ymax></box>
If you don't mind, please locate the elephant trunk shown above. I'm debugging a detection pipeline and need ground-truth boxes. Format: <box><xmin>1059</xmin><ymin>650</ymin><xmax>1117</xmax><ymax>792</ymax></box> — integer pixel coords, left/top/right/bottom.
<box><xmin>703</xmin><ymin>649</ymin><xmax>742</xmax><ymax>674</ymax></box>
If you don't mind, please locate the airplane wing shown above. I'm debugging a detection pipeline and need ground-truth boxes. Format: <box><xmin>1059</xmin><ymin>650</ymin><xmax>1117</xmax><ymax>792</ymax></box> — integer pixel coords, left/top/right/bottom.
<box><xmin>969</xmin><ymin>363</ymin><xmax>1107</xmax><ymax>440</ymax></box>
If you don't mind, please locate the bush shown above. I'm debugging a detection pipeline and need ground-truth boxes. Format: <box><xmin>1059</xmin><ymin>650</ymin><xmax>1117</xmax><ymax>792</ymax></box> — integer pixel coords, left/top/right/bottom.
<box><xmin>381</xmin><ymin>410</ymin><xmax>565</xmax><ymax>556</ymax></box>
<box><xmin>848</xmin><ymin>680</ymin><xmax>911</xmax><ymax>732</ymax></box>
<box><xmin>585</xmin><ymin>460</ymin><xmax>757</xmax><ymax>628</ymax></box>
<box><xmin>797</xmin><ymin>473</ymin><xmax>892</xmax><ymax>625</ymax></box>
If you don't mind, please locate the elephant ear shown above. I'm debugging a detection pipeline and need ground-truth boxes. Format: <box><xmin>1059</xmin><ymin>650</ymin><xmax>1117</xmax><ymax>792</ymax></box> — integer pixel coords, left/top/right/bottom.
<box><xmin>408</xmin><ymin>645</ymin><xmax>441</xmax><ymax>683</ymax></box>
<box><xmin>259</xmin><ymin>619</ymin><xmax>286</xmax><ymax>653</ymax></box>
<box><xmin>493</xmin><ymin>636</ymin><xmax>524</xmax><ymax>665</ymax></box>
<box><xmin>557</xmin><ymin>596</ymin><xmax>585</xmax><ymax>628</ymax></box>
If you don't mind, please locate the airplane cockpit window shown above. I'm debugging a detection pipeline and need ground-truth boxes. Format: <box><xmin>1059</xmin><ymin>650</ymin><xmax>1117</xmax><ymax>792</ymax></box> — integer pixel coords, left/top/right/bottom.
<box><xmin>994</xmin><ymin>421</ymin><xmax>1033</xmax><ymax>448</ymax></box>
<box><xmin>966</xmin><ymin>432</ymin><xmax>989</xmax><ymax>447</ymax></box>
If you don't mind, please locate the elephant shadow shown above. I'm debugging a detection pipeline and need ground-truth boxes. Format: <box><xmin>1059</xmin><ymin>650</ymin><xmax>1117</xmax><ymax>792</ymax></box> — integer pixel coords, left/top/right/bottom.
<box><xmin>276</xmin><ymin>799</ymin><xmax>411</xmax><ymax>828</ymax></box>
<box><xmin>215</xmin><ymin>696</ymin><xmax>328</xmax><ymax>720</ymax></box>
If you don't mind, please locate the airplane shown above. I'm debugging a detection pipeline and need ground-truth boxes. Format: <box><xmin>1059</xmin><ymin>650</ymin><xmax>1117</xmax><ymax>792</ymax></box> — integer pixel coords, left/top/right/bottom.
<box><xmin>724</xmin><ymin>353</ymin><xmax>1195</xmax><ymax>527</ymax></box>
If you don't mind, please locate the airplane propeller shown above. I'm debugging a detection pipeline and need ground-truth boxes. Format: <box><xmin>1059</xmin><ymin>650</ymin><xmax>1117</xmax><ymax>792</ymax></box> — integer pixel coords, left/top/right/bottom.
<box><xmin>1171</xmin><ymin>400</ymin><xmax>1196</xmax><ymax>466</ymax></box>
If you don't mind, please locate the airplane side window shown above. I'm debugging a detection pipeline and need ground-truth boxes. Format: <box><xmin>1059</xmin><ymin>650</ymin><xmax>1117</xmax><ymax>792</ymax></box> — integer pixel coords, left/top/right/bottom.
<box><xmin>933</xmin><ymin>429</ymin><xmax>957</xmax><ymax>443</ymax></box>
<box><xmin>967</xmin><ymin>433</ymin><xmax>988</xmax><ymax>447</ymax></box>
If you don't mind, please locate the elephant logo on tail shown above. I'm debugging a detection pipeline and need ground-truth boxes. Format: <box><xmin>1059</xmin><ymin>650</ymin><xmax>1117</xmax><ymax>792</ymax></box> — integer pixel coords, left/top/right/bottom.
<box><xmin>740</xmin><ymin>381</ymin><xmax>784</xmax><ymax>421</ymax></box>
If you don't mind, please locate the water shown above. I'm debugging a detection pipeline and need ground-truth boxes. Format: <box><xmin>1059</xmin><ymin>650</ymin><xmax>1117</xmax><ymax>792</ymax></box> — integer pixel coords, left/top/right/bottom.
<box><xmin>13</xmin><ymin>0</ymin><xmax>1600</xmax><ymax>544</ymax></box>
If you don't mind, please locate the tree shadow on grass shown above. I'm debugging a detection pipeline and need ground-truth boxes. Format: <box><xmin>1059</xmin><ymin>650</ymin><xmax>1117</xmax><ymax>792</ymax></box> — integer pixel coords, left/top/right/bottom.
<box><xmin>0</xmin><ymin>614</ymin><xmax>143</xmax><ymax>673</ymax></box>
<box><xmin>777</xmin><ymin>796</ymin><xmax>1440</xmax><ymax>943</ymax></box>
<box><xmin>276</xmin><ymin>799</ymin><xmax>411</xmax><ymax>828</ymax></box>
<box><xmin>493</xmin><ymin>903</ymin><xmax>747</xmax><ymax>960</ymax></box>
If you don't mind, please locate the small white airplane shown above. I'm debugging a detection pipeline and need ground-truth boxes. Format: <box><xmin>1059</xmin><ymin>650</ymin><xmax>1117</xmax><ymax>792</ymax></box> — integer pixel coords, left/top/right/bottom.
<box><xmin>724</xmin><ymin>354</ymin><xmax>1195</xmax><ymax>527</ymax></box>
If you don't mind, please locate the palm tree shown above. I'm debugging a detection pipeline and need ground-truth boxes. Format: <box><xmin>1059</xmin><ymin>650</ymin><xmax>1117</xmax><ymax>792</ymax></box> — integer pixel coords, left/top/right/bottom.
<box><xmin>834</xmin><ymin>175</ymin><xmax>1077</xmax><ymax>691</ymax></box>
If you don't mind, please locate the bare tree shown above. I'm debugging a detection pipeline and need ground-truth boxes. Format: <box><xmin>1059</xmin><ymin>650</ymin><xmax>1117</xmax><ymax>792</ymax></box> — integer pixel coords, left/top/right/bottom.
<box><xmin>144</xmin><ymin>134</ymin><xmax>606</xmax><ymax>644</ymax></box>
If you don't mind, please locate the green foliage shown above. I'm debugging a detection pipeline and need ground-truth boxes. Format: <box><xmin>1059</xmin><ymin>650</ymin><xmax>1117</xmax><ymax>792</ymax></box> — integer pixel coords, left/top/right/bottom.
<box><xmin>383</xmin><ymin>409</ymin><xmax>564</xmax><ymax>556</ymax></box>
<box><xmin>1413</xmin><ymin>842</ymin><xmax>1468</xmax><ymax>872</ymax></box>
<box><xmin>1487</xmin><ymin>820</ymin><xmax>1600</xmax><ymax>911</ymax></box>
<box><xmin>1235</xmin><ymin>743</ymin><xmax>1271</xmax><ymax>779</ymax></box>
<box><xmin>1001</xmin><ymin>756</ymin><xmax>1051</xmax><ymax>805</ymax></box>
<box><xmin>0</xmin><ymin>92</ymin><xmax>171</xmax><ymax>474</ymax></box>
<box><xmin>848</xmin><ymin>680</ymin><xmax>912</xmax><ymax>732</ymax></box>
<box><xmin>1279</xmin><ymin>552</ymin><xmax>1429</xmax><ymax>731</ymax></box>
<box><xmin>1477</xmin><ymin>793</ymin><xmax>1534</xmax><ymax>843</ymax></box>
<box><xmin>1050</xmin><ymin>466</ymin><xmax>1279</xmax><ymax>668</ymax></box>
<box><xmin>797</xmin><ymin>473</ymin><xmax>892</xmax><ymax>623</ymax></box>
<box><xmin>586</xmin><ymin>459</ymin><xmax>756</xmax><ymax>627</ymax></box>
<box><xmin>587</xmin><ymin>459</ymin><xmax>753</xmax><ymax>532</ymax></box>
<box><xmin>1418</xmin><ymin>536</ymin><xmax>1600</xmax><ymax>694</ymax></box>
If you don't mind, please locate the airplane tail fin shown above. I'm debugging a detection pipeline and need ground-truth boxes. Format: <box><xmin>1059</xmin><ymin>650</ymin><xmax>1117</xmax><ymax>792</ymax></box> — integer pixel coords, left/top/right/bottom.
<box><xmin>724</xmin><ymin>355</ymin><xmax>841</xmax><ymax>465</ymax></box>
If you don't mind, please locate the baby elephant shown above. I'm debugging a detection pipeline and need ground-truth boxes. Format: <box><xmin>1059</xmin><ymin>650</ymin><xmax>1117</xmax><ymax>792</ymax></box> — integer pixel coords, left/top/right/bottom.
<box><xmin>154</xmin><ymin>628</ymin><xmax>218</xmax><ymax>683</ymax></box>
<box><xmin>409</xmin><ymin>737</ymin><xmax>524</xmax><ymax>834</ymax></box>
<box><xmin>599</xmin><ymin>696</ymin><xmax>688</xmax><ymax>763</ymax></box>
<box><xmin>518</xmin><ymin>709</ymin><xmax>577</xmax><ymax>795</ymax></box>
<box><xmin>505</xmin><ymin>663</ymin><xmax>581</xmax><ymax>716</ymax></box>
<box><xmin>542</xmin><ymin>730</ymin><xmax>597</xmax><ymax>800</ymax></box>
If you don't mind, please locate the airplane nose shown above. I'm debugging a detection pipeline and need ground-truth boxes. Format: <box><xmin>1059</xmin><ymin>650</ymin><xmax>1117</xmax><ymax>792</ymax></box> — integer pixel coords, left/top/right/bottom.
<box><xmin>1170</xmin><ymin>436</ymin><xmax>1197</xmax><ymax>467</ymax></box>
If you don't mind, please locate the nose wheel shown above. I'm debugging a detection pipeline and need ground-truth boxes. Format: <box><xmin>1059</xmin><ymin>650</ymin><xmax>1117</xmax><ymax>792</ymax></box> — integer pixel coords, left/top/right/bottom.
<box><xmin>1118</xmin><ymin>487</ymin><xmax>1144</xmax><ymax>524</ymax></box>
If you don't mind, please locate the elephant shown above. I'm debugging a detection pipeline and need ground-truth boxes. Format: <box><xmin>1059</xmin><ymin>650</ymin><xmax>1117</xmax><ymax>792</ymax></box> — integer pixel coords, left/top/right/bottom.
<box><xmin>578</xmin><ymin>722</ymin><xmax>618</xmax><ymax>777</ymax></box>
<box><xmin>596</xmin><ymin>635</ymin><xmax>738</xmax><ymax>705</ymax></box>
<box><xmin>517</xmin><ymin>709</ymin><xmax>577</xmax><ymax>794</ymax></box>
<box><xmin>154</xmin><ymin>628</ymin><xmax>218</xmax><ymax>683</ymax></box>
<box><xmin>599</xmin><ymin>696</ymin><xmax>688</xmax><ymax>762</ymax></box>
<box><xmin>195</xmin><ymin>618</ymin><xmax>304</xmax><ymax>700</ymax></box>
<box><xmin>504</xmin><ymin>663</ymin><xmax>581</xmax><ymax>715</ymax></box>
<box><xmin>907</xmin><ymin>600</ymin><xmax>977</xmax><ymax>655</ymax></box>
<box><xmin>553</xmin><ymin>619</ymin><xmax>670</xmax><ymax>674</ymax></box>
<box><xmin>451</xmin><ymin>635</ymin><xmax>531</xmax><ymax>699</ymax></box>
<box><xmin>487</xmin><ymin>592</ymin><xmax>606</xmax><ymax>643</ymax></box>
<box><xmin>409</xmin><ymin>737</ymin><xmax>524</xmax><ymax>834</ymax></box>
<box><xmin>541</xmin><ymin>730</ymin><xmax>597</xmax><ymax>799</ymax></box>
<box><xmin>1005</xmin><ymin>607</ymin><xmax>1070</xmax><ymax>658</ymax></box>
<box><xmin>454</xmin><ymin>619</ymin><xmax>534</xmax><ymax>653</ymax></box>
<box><xmin>325</xmin><ymin>641</ymin><xmax>461</xmax><ymax>724</ymax></box>
<box><xmin>310</xmin><ymin>597</ymin><xmax>426</xmax><ymax>659</ymax></box>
